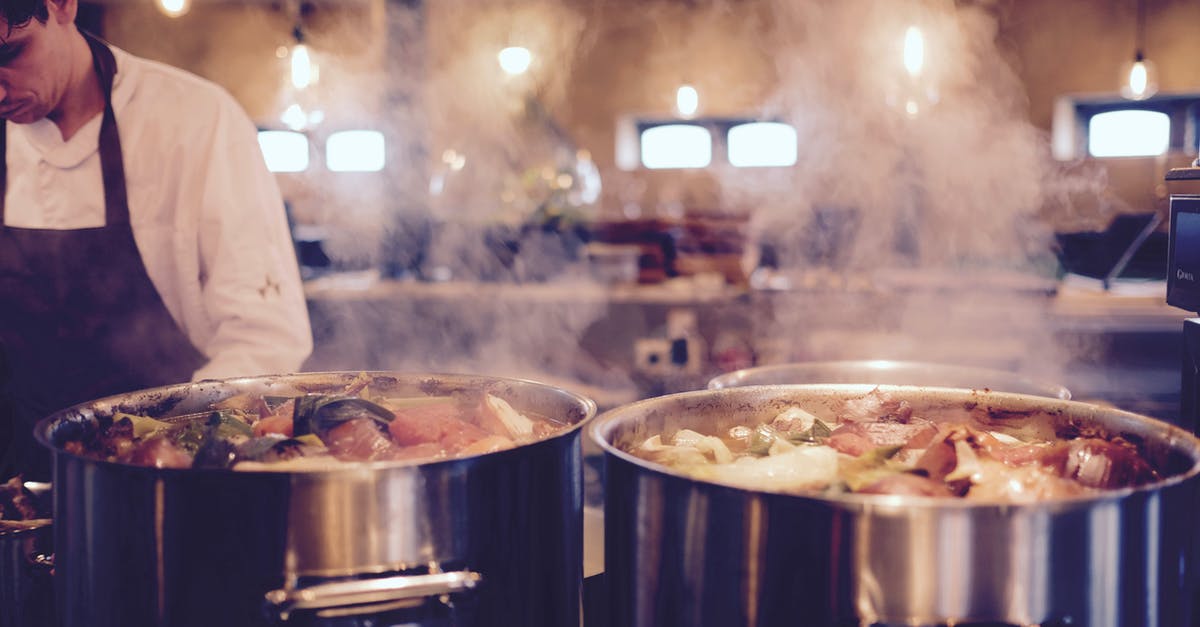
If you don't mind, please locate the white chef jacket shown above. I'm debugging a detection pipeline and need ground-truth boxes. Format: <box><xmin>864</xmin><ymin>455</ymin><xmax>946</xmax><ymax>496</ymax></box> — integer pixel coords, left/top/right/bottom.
<box><xmin>3</xmin><ymin>45</ymin><xmax>313</xmax><ymax>380</ymax></box>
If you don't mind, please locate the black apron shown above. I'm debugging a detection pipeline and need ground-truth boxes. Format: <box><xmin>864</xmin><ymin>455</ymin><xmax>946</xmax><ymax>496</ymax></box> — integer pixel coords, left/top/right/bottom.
<box><xmin>0</xmin><ymin>33</ymin><xmax>206</xmax><ymax>481</ymax></box>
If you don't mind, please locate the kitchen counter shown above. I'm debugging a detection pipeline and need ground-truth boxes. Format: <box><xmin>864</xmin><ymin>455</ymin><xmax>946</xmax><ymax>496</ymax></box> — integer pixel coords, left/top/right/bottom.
<box><xmin>303</xmin><ymin>272</ymin><xmax>1191</xmax><ymax>423</ymax></box>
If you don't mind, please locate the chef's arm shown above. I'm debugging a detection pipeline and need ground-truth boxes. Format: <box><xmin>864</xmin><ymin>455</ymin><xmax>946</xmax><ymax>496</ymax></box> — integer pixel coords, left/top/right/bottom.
<box><xmin>191</xmin><ymin>115</ymin><xmax>313</xmax><ymax>380</ymax></box>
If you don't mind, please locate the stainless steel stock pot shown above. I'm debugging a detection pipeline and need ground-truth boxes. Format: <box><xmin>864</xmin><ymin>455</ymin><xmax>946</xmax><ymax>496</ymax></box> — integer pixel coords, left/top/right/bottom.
<box><xmin>590</xmin><ymin>384</ymin><xmax>1200</xmax><ymax>627</ymax></box>
<box><xmin>35</xmin><ymin>372</ymin><xmax>596</xmax><ymax>627</ymax></box>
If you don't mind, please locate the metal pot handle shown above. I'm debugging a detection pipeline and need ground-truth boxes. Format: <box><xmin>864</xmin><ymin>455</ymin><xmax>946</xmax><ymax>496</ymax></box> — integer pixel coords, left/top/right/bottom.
<box><xmin>265</xmin><ymin>569</ymin><xmax>481</xmax><ymax>621</ymax></box>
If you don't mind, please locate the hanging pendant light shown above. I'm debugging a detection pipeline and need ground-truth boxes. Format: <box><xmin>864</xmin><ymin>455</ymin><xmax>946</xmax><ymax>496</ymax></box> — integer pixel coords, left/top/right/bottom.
<box><xmin>1120</xmin><ymin>0</ymin><xmax>1159</xmax><ymax>100</ymax></box>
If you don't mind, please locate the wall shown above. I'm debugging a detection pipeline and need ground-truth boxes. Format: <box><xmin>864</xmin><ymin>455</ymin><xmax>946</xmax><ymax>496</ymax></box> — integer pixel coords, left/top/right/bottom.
<box><xmin>98</xmin><ymin>0</ymin><xmax>1200</xmax><ymax>243</ymax></box>
<box><xmin>1001</xmin><ymin>0</ymin><xmax>1200</xmax><ymax>225</ymax></box>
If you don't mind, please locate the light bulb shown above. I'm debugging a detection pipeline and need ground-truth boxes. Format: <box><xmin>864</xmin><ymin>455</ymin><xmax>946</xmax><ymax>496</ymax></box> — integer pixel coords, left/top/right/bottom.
<box><xmin>1120</xmin><ymin>53</ymin><xmax>1159</xmax><ymax>100</ymax></box>
<box><xmin>903</xmin><ymin>26</ymin><xmax>924</xmax><ymax>78</ymax></box>
<box><xmin>156</xmin><ymin>0</ymin><xmax>190</xmax><ymax>18</ymax></box>
<box><xmin>498</xmin><ymin>47</ymin><xmax>532</xmax><ymax>76</ymax></box>
<box><xmin>290</xmin><ymin>44</ymin><xmax>315</xmax><ymax>90</ymax></box>
<box><xmin>676</xmin><ymin>84</ymin><xmax>699</xmax><ymax>118</ymax></box>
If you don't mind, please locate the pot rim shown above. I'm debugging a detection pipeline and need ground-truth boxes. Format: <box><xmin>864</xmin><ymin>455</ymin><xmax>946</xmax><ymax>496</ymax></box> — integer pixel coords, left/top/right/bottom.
<box><xmin>34</xmin><ymin>370</ymin><xmax>598</xmax><ymax>476</ymax></box>
<box><xmin>708</xmin><ymin>359</ymin><xmax>1072</xmax><ymax>400</ymax></box>
<box><xmin>589</xmin><ymin>383</ymin><xmax>1200</xmax><ymax>512</ymax></box>
<box><xmin>0</xmin><ymin>519</ymin><xmax>52</xmax><ymax>538</ymax></box>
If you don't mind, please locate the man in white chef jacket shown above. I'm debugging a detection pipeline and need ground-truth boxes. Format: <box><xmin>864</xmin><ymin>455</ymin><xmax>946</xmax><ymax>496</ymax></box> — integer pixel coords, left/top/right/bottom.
<box><xmin>0</xmin><ymin>0</ymin><xmax>313</xmax><ymax>481</ymax></box>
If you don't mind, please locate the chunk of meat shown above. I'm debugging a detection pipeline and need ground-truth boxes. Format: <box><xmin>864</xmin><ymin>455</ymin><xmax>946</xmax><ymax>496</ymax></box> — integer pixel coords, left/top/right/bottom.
<box><xmin>838</xmin><ymin>389</ymin><xmax>913</xmax><ymax>423</ymax></box>
<box><xmin>827</xmin><ymin>420</ymin><xmax>938</xmax><ymax>456</ymax></box>
<box><xmin>326</xmin><ymin>418</ymin><xmax>404</xmax><ymax>462</ymax></box>
<box><xmin>827</xmin><ymin>422</ymin><xmax>874</xmax><ymax>456</ymax></box>
<box><xmin>388</xmin><ymin>402</ymin><xmax>490</xmax><ymax>452</ymax></box>
<box><xmin>253</xmin><ymin>399</ymin><xmax>296</xmax><ymax>437</ymax></box>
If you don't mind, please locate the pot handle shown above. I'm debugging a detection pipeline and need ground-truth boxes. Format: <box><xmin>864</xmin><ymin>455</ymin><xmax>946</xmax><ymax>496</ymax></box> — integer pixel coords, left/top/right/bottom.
<box><xmin>265</xmin><ymin>569</ymin><xmax>481</xmax><ymax>621</ymax></box>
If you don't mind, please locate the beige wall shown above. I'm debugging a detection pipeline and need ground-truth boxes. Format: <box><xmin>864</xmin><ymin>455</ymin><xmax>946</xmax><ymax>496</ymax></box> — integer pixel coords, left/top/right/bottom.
<box><xmin>1002</xmin><ymin>0</ymin><xmax>1200</xmax><ymax>220</ymax></box>
<box><xmin>99</xmin><ymin>0</ymin><xmax>1200</xmax><ymax>238</ymax></box>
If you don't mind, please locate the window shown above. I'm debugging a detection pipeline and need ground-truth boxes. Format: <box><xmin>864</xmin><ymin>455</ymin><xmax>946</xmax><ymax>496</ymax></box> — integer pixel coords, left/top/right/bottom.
<box><xmin>640</xmin><ymin>124</ymin><xmax>712</xmax><ymax>169</ymax></box>
<box><xmin>326</xmin><ymin>130</ymin><xmax>386</xmax><ymax>172</ymax></box>
<box><xmin>1055</xmin><ymin>94</ymin><xmax>1200</xmax><ymax>160</ymax></box>
<box><xmin>727</xmin><ymin>122</ymin><xmax>798</xmax><ymax>167</ymax></box>
<box><xmin>257</xmin><ymin>130</ymin><xmax>309</xmax><ymax>173</ymax></box>
<box><xmin>1088</xmin><ymin>110</ymin><xmax>1170</xmax><ymax>157</ymax></box>
<box><xmin>627</xmin><ymin>118</ymin><xmax>798</xmax><ymax>170</ymax></box>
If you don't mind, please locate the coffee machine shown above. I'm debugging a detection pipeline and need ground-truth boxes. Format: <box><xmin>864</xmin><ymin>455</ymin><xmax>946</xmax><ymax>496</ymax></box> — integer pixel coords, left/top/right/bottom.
<box><xmin>1166</xmin><ymin>162</ymin><xmax>1200</xmax><ymax>435</ymax></box>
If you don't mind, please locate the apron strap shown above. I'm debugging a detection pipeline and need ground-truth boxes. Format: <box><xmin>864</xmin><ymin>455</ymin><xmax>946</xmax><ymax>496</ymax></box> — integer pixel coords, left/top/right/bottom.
<box><xmin>0</xmin><ymin>31</ymin><xmax>130</xmax><ymax>226</ymax></box>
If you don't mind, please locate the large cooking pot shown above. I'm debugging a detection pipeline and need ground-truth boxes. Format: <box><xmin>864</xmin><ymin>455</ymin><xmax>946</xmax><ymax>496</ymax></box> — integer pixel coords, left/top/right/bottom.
<box><xmin>708</xmin><ymin>360</ymin><xmax>1071</xmax><ymax>399</ymax></box>
<box><xmin>34</xmin><ymin>372</ymin><xmax>596</xmax><ymax>627</ymax></box>
<box><xmin>590</xmin><ymin>384</ymin><xmax>1200</xmax><ymax>627</ymax></box>
<box><xmin>0</xmin><ymin>497</ymin><xmax>54</xmax><ymax>627</ymax></box>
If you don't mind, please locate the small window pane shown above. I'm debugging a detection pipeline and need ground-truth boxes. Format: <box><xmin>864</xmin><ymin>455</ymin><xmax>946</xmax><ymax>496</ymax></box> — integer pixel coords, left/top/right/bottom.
<box><xmin>641</xmin><ymin>124</ymin><xmax>712</xmax><ymax>169</ymax></box>
<box><xmin>326</xmin><ymin>130</ymin><xmax>386</xmax><ymax>172</ymax></box>
<box><xmin>257</xmin><ymin>130</ymin><xmax>309</xmax><ymax>173</ymax></box>
<box><xmin>728</xmin><ymin>122</ymin><xmax>798</xmax><ymax>167</ymax></box>
<box><xmin>1088</xmin><ymin>110</ymin><xmax>1169</xmax><ymax>157</ymax></box>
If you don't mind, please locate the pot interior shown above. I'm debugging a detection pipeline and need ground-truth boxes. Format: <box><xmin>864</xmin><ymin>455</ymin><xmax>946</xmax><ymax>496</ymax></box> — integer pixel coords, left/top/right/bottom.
<box><xmin>592</xmin><ymin>384</ymin><xmax>1200</xmax><ymax>501</ymax></box>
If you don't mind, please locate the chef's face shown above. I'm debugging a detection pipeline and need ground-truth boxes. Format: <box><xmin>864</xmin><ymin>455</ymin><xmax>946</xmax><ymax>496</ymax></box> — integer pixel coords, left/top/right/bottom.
<box><xmin>0</xmin><ymin>2</ymin><xmax>75</xmax><ymax>124</ymax></box>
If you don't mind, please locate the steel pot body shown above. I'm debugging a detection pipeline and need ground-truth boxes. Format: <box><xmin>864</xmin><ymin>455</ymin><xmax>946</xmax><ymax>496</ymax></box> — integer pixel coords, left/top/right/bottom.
<box><xmin>708</xmin><ymin>360</ymin><xmax>1071</xmax><ymax>399</ymax></box>
<box><xmin>0</xmin><ymin>522</ymin><xmax>54</xmax><ymax>627</ymax></box>
<box><xmin>590</xmin><ymin>385</ymin><xmax>1200</xmax><ymax>627</ymax></box>
<box><xmin>35</xmin><ymin>372</ymin><xmax>596</xmax><ymax>627</ymax></box>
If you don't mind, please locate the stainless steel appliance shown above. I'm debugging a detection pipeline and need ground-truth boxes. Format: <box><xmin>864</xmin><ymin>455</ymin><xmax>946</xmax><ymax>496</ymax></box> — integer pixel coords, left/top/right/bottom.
<box><xmin>590</xmin><ymin>384</ymin><xmax>1200</xmax><ymax>627</ymax></box>
<box><xmin>1167</xmin><ymin>164</ymin><xmax>1200</xmax><ymax>435</ymax></box>
<box><xmin>34</xmin><ymin>372</ymin><xmax>596</xmax><ymax>627</ymax></box>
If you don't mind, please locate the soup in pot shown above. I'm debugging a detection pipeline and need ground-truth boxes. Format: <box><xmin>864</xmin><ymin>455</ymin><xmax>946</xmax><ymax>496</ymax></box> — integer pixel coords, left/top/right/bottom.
<box><xmin>628</xmin><ymin>388</ymin><xmax>1161</xmax><ymax>502</ymax></box>
<box><xmin>58</xmin><ymin>373</ymin><xmax>567</xmax><ymax>470</ymax></box>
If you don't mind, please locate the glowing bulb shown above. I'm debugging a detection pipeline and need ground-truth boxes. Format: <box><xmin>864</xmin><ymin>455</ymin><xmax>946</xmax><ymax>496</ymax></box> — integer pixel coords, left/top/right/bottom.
<box><xmin>156</xmin><ymin>0</ymin><xmax>189</xmax><ymax>18</ymax></box>
<box><xmin>1118</xmin><ymin>54</ymin><xmax>1156</xmax><ymax>100</ymax></box>
<box><xmin>903</xmin><ymin>26</ymin><xmax>924</xmax><ymax>77</ymax></box>
<box><xmin>290</xmin><ymin>44</ymin><xmax>315</xmax><ymax>90</ymax></box>
<box><xmin>1129</xmin><ymin>62</ymin><xmax>1148</xmax><ymax>96</ymax></box>
<box><xmin>676</xmin><ymin>84</ymin><xmax>699</xmax><ymax>117</ymax></box>
<box><xmin>498</xmin><ymin>47</ymin><xmax>532</xmax><ymax>75</ymax></box>
<box><xmin>1120</xmin><ymin>54</ymin><xmax>1159</xmax><ymax>100</ymax></box>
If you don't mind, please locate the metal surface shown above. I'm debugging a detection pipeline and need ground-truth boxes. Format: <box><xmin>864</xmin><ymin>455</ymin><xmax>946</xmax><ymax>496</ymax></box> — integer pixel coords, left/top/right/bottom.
<box><xmin>590</xmin><ymin>384</ymin><xmax>1200</xmax><ymax>627</ymax></box>
<box><xmin>0</xmin><ymin>521</ymin><xmax>54</xmax><ymax>627</ymax></box>
<box><xmin>35</xmin><ymin>372</ymin><xmax>596</xmax><ymax>627</ymax></box>
<box><xmin>265</xmin><ymin>570</ymin><xmax>481</xmax><ymax>620</ymax></box>
<box><xmin>708</xmin><ymin>360</ymin><xmax>1072</xmax><ymax>399</ymax></box>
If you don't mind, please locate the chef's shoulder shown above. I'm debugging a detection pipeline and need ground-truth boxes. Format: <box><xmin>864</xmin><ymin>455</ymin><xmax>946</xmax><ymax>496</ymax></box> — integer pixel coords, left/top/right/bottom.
<box><xmin>111</xmin><ymin>46</ymin><xmax>257</xmax><ymax>140</ymax></box>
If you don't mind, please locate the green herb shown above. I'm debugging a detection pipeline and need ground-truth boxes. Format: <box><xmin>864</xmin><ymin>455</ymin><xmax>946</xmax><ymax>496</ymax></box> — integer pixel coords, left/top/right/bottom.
<box><xmin>840</xmin><ymin>444</ymin><xmax>905</xmax><ymax>492</ymax></box>
<box><xmin>748</xmin><ymin>423</ymin><xmax>779</xmax><ymax>456</ymax></box>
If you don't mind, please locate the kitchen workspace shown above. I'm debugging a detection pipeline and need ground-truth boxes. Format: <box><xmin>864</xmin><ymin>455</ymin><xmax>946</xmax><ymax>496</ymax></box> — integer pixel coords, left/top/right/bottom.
<box><xmin>2</xmin><ymin>1</ymin><xmax>1200</xmax><ymax>627</ymax></box>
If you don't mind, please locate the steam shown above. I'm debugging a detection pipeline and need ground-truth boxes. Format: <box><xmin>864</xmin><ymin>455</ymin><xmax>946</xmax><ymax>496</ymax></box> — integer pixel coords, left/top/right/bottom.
<box><xmin>101</xmin><ymin>0</ymin><xmax>1128</xmax><ymax>402</ymax></box>
<box><xmin>701</xmin><ymin>0</ymin><xmax>1109</xmax><ymax>386</ymax></box>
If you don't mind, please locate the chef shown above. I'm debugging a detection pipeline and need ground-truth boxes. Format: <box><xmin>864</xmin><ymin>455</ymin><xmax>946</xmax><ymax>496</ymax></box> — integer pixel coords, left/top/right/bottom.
<box><xmin>0</xmin><ymin>0</ymin><xmax>313</xmax><ymax>481</ymax></box>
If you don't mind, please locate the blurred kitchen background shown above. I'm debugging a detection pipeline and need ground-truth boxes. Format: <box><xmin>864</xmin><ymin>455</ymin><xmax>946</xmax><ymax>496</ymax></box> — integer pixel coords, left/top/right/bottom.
<box><xmin>82</xmin><ymin>0</ymin><xmax>1198</xmax><ymax>421</ymax></box>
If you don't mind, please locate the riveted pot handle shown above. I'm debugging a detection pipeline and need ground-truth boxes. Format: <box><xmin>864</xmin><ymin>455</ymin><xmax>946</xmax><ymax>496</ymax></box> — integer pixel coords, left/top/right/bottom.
<box><xmin>265</xmin><ymin>570</ymin><xmax>481</xmax><ymax>621</ymax></box>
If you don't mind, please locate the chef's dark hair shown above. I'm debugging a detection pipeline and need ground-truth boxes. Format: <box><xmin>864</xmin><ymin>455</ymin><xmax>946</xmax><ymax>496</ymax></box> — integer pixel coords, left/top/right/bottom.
<box><xmin>1</xmin><ymin>0</ymin><xmax>50</xmax><ymax>31</ymax></box>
